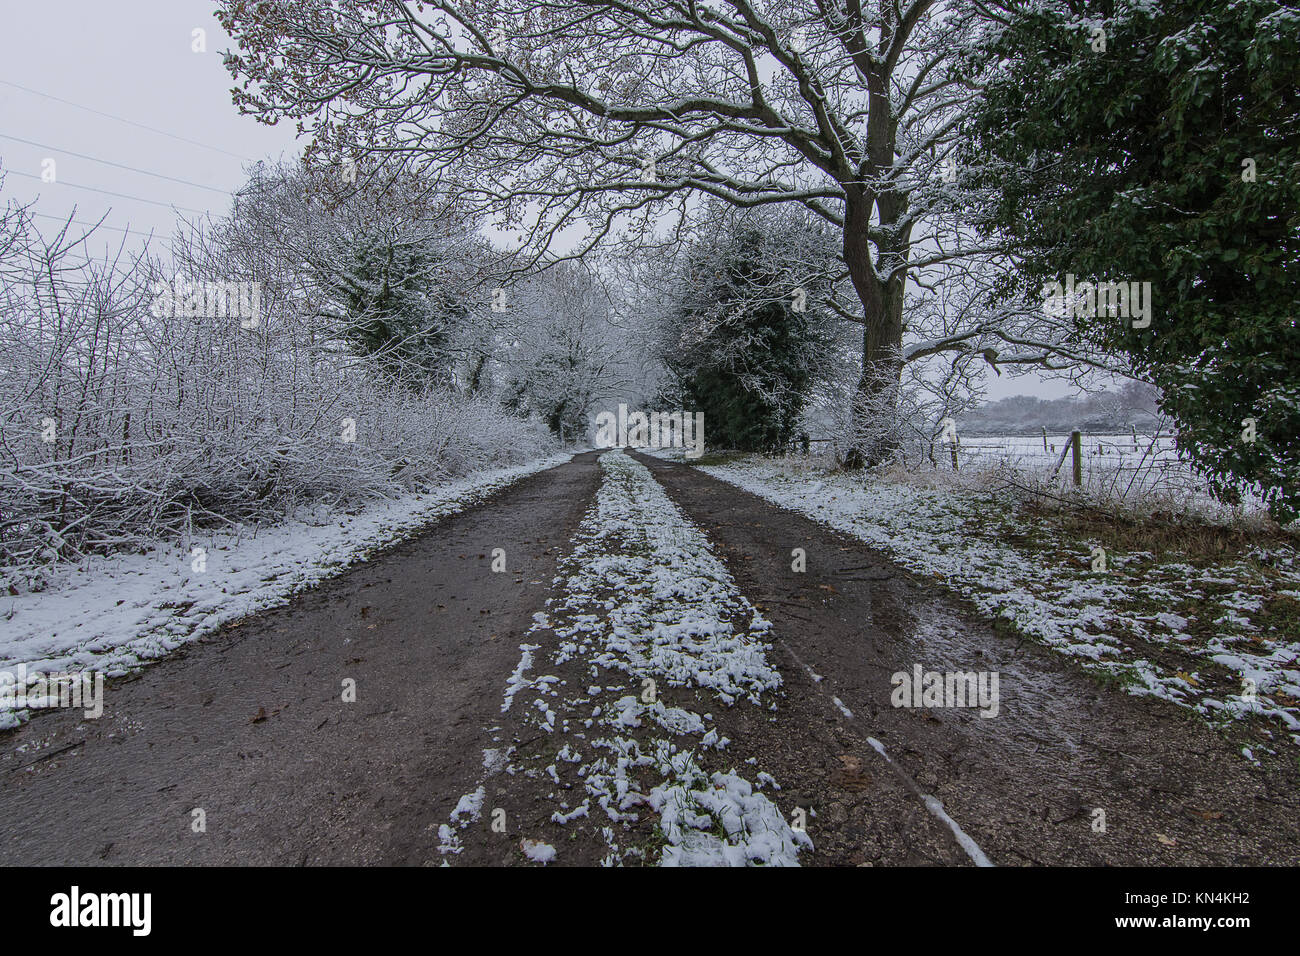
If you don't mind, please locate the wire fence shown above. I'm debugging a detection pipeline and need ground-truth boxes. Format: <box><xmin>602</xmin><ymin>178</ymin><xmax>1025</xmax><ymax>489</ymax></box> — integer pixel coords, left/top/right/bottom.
<box><xmin>793</xmin><ymin>429</ymin><xmax>1211</xmax><ymax>501</ymax></box>
<box><xmin>941</xmin><ymin>431</ymin><xmax>1212</xmax><ymax>499</ymax></box>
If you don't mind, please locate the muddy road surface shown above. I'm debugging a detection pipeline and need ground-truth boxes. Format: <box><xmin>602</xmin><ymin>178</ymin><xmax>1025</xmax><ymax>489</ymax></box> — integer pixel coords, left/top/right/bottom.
<box><xmin>2</xmin><ymin>450</ymin><xmax>1295</xmax><ymax>866</ymax></box>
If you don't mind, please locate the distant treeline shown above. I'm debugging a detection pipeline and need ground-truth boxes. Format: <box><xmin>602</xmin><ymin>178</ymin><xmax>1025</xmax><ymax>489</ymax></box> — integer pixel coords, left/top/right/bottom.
<box><xmin>957</xmin><ymin>382</ymin><xmax>1162</xmax><ymax>437</ymax></box>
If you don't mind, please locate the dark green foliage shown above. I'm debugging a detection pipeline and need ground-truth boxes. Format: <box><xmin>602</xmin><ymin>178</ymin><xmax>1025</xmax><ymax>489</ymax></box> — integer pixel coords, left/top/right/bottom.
<box><xmin>963</xmin><ymin>0</ymin><xmax>1300</xmax><ymax>520</ymax></box>
<box><xmin>662</xmin><ymin>220</ymin><xmax>831</xmax><ymax>453</ymax></box>
<box><xmin>333</xmin><ymin>234</ymin><xmax>460</xmax><ymax>387</ymax></box>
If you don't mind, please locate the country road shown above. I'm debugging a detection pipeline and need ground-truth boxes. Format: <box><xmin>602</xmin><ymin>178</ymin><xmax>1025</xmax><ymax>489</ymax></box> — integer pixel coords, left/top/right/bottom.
<box><xmin>2</xmin><ymin>451</ymin><xmax>1297</xmax><ymax>866</ymax></box>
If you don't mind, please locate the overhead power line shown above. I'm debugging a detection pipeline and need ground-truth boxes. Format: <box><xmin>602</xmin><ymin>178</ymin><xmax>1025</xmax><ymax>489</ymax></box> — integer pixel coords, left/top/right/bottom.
<box><xmin>0</xmin><ymin>77</ymin><xmax>254</xmax><ymax>162</ymax></box>
<box><xmin>32</xmin><ymin>212</ymin><xmax>157</xmax><ymax>240</ymax></box>
<box><xmin>7</xmin><ymin>169</ymin><xmax>209</xmax><ymax>215</ymax></box>
<box><xmin>0</xmin><ymin>133</ymin><xmax>232</xmax><ymax>195</ymax></box>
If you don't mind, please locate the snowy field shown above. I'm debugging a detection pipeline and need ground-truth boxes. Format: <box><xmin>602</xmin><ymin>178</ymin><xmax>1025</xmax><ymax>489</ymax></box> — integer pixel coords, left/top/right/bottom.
<box><xmin>695</xmin><ymin>455</ymin><xmax>1300</xmax><ymax>760</ymax></box>
<box><xmin>0</xmin><ymin>453</ymin><xmax>574</xmax><ymax>728</ymax></box>
<box><xmin>943</xmin><ymin>433</ymin><xmax>1236</xmax><ymax>505</ymax></box>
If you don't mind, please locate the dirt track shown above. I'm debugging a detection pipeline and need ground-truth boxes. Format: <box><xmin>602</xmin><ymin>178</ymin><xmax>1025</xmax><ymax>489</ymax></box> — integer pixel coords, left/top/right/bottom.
<box><xmin>0</xmin><ymin>455</ymin><xmax>600</xmax><ymax>865</ymax></box>
<box><xmin>640</xmin><ymin>453</ymin><xmax>1300</xmax><ymax>866</ymax></box>
<box><xmin>2</xmin><ymin>450</ymin><xmax>1296</xmax><ymax>865</ymax></box>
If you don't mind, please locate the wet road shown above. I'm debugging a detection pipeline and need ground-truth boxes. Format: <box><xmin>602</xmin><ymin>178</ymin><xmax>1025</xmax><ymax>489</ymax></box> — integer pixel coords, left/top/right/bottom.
<box><xmin>2</xmin><ymin>450</ymin><xmax>1296</xmax><ymax>865</ymax></box>
<box><xmin>641</xmin><ymin>454</ymin><xmax>1300</xmax><ymax>866</ymax></box>
<box><xmin>0</xmin><ymin>456</ymin><xmax>600</xmax><ymax>865</ymax></box>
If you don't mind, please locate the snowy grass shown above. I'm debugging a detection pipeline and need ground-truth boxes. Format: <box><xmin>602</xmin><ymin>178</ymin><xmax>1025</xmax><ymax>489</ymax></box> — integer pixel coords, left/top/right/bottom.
<box><xmin>696</xmin><ymin>455</ymin><xmax>1300</xmax><ymax>761</ymax></box>
<box><xmin>0</xmin><ymin>452</ymin><xmax>574</xmax><ymax>729</ymax></box>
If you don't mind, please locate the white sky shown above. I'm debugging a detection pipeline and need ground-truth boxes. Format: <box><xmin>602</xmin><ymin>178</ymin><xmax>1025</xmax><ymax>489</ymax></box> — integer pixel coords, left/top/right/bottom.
<box><xmin>0</xmin><ymin>0</ymin><xmax>298</xmax><ymax>251</ymax></box>
<box><xmin>0</xmin><ymin>0</ymin><xmax>1077</xmax><ymax>401</ymax></box>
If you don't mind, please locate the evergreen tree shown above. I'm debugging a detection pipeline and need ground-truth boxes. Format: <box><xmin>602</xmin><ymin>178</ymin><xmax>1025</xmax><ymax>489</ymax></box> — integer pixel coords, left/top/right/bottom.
<box><xmin>964</xmin><ymin>0</ymin><xmax>1300</xmax><ymax>519</ymax></box>
<box><xmin>333</xmin><ymin>233</ymin><xmax>462</xmax><ymax>388</ymax></box>
<box><xmin>662</xmin><ymin>217</ymin><xmax>833</xmax><ymax>453</ymax></box>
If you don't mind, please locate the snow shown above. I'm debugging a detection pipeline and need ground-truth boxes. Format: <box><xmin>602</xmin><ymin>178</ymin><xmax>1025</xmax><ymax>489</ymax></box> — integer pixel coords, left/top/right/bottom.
<box><xmin>949</xmin><ymin>434</ymin><xmax>1262</xmax><ymax>508</ymax></box>
<box><xmin>652</xmin><ymin>765</ymin><xmax>806</xmax><ymax>867</ymax></box>
<box><xmin>501</xmin><ymin>644</ymin><xmax>541</xmax><ymax>713</ymax></box>
<box><xmin>468</xmin><ymin>450</ymin><xmax>811</xmax><ymax>866</ymax></box>
<box><xmin>482</xmin><ymin>748</ymin><xmax>508</xmax><ymax>774</ymax></box>
<box><xmin>436</xmin><ymin>824</ymin><xmax>463</xmax><ymax>856</ymax></box>
<box><xmin>867</xmin><ymin>737</ymin><xmax>992</xmax><ymax>868</ymax></box>
<box><xmin>700</xmin><ymin>456</ymin><xmax>1300</xmax><ymax>753</ymax></box>
<box><xmin>450</xmin><ymin>787</ymin><xmax>487</xmax><ymax>825</ymax></box>
<box><xmin>550</xmin><ymin>802</ymin><xmax>589</xmax><ymax>824</ymax></box>
<box><xmin>520</xmin><ymin>839</ymin><xmax>557</xmax><ymax>864</ymax></box>
<box><xmin>0</xmin><ymin>453</ymin><xmax>574</xmax><ymax>730</ymax></box>
<box><xmin>921</xmin><ymin>795</ymin><xmax>994</xmax><ymax>868</ymax></box>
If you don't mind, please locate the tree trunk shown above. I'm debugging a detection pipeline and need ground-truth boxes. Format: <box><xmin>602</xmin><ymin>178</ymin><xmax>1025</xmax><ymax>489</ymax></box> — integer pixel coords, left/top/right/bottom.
<box><xmin>842</xmin><ymin>188</ymin><xmax>905</xmax><ymax>469</ymax></box>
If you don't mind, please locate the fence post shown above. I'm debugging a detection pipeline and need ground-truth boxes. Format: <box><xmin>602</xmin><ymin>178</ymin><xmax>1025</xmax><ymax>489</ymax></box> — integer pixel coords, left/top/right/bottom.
<box><xmin>949</xmin><ymin>438</ymin><xmax>959</xmax><ymax>472</ymax></box>
<box><xmin>1071</xmin><ymin>430</ymin><xmax>1082</xmax><ymax>486</ymax></box>
<box><xmin>1042</xmin><ymin>426</ymin><xmax>1048</xmax><ymax>452</ymax></box>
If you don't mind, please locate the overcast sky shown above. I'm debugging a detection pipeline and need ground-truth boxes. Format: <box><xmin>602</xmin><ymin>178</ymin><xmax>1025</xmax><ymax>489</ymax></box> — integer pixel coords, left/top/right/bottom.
<box><xmin>0</xmin><ymin>0</ymin><xmax>1079</xmax><ymax>401</ymax></box>
<box><xmin>0</xmin><ymin>0</ymin><xmax>298</xmax><ymax>247</ymax></box>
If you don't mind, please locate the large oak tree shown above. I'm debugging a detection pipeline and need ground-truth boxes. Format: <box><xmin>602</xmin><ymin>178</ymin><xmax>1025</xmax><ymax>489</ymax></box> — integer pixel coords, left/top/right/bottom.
<box><xmin>218</xmin><ymin>0</ymin><xmax>1098</xmax><ymax>463</ymax></box>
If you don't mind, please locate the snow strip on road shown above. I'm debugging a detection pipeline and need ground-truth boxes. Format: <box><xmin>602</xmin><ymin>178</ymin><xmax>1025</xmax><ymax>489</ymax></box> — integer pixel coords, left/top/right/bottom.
<box><xmin>779</xmin><ymin>630</ymin><xmax>992</xmax><ymax>866</ymax></box>
<box><xmin>442</xmin><ymin>450</ymin><xmax>810</xmax><ymax>866</ymax></box>
<box><xmin>866</xmin><ymin>737</ymin><xmax>993</xmax><ymax>867</ymax></box>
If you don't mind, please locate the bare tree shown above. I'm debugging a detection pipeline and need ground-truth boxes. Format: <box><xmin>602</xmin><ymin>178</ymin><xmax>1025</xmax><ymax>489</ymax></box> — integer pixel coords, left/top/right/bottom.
<box><xmin>497</xmin><ymin>261</ymin><xmax>635</xmax><ymax>440</ymax></box>
<box><xmin>218</xmin><ymin>0</ymin><xmax>1121</xmax><ymax>464</ymax></box>
<box><xmin>0</xmin><ymin>169</ymin><xmax>552</xmax><ymax>587</ymax></box>
<box><xmin>181</xmin><ymin>159</ymin><xmax>507</xmax><ymax>387</ymax></box>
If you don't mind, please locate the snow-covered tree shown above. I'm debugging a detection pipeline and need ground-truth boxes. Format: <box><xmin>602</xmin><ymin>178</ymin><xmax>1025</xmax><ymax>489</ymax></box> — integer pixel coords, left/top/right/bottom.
<box><xmin>0</xmin><ymin>169</ymin><xmax>552</xmax><ymax>587</ymax></box>
<box><xmin>651</xmin><ymin>205</ymin><xmax>837</xmax><ymax>452</ymax></box>
<box><xmin>498</xmin><ymin>263</ymin><xmax>633</xmax><ymax>441</ymax></box>
<box><xmin>217</xmin><ymin>0</ymin><xmax>1114</xmax><ymax>466</ymax></box>
<box><xmin>184</xmin><ymin>160</ymin><xmax>502</xmax><ymax>389</ymax></box>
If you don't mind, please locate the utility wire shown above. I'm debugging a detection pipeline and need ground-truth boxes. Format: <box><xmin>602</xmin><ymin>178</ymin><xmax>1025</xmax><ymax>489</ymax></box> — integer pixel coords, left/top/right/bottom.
<box><xmin>0</xmin><ymin>77</ymin><xmax>254</xmax><ymax>162</ymax></box>
<box><xmin>7</xmin><ymin>169</ymin><xmax>209</xmax><ymax>215</ymax></box>
<box><xmin>0</xmin><ymin>133</ymin><xmax>232</xmax><ymax>195</ymax></box>
<box><xmin>32</xmin><ymin>212</ymin><xmax>157</xmax><ymax>240</ymax></box>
